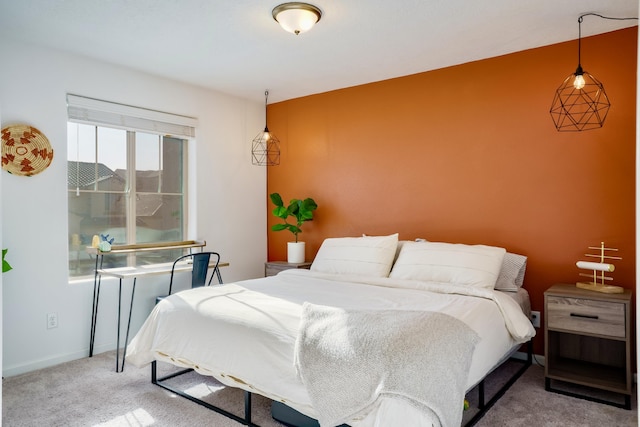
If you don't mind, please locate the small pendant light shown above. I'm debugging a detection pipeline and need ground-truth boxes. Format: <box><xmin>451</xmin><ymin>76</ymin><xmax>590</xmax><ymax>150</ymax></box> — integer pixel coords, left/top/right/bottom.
<box><xmin>550</xmin><ymin>14</ymin><xmax>637</xmax><ymax>132</ymax></box>
<box><xmin>252</xmin><ymin>90</ymin><xmax>280</xmax><ymax>166</ymax></box>
<box><xmin>549</xmin><ymin>15</ymin><xmax>610</xmax><ymax>132</ymax></box>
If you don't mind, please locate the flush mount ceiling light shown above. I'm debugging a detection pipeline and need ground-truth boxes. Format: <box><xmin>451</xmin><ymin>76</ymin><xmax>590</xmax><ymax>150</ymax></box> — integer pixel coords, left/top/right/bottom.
<box><xmin>272</xmin><ymin>2</ymin><xmax>322</xmax><ymax>35</ymax></box>
<box><xmin>252</xmin><ymin>90</ymin><xmax>280</xmax><ymax>166</ymax></box>
<box><xmin>550</xmin><ymin>13</ymin><xmax>637</xmax><ymax>132</ymax></box>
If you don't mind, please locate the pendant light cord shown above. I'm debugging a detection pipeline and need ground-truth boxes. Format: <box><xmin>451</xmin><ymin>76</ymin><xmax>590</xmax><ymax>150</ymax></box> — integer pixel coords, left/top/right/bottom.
<box><xmin>264</xmin><ymin>90</ymin><xmax>270</xmax><ymax>132</ymax></box>
<box><xmin>576</xmin><ymin>13</ymin><xmax>638</xmax><ymax>67</ymax></box>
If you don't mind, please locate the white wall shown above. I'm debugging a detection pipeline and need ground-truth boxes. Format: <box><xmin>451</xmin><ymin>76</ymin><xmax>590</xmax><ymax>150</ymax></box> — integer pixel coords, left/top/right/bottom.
<box><xmin>0</xmin><ymin>39</ymin><xmax>267</xmax><ymax>376</ymax></box>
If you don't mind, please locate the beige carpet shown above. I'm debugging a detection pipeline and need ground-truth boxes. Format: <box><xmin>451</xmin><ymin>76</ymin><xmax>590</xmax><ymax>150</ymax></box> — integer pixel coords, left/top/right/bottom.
<box><xmin>2</xmin><ymin>351</ymin><xmax>637</xmax><ymax>426</ymax></box>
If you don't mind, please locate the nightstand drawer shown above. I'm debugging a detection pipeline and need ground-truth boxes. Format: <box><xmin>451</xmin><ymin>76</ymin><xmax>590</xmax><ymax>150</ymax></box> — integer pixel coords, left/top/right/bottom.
<box><xmin>547</xmin><ymin>295</ymin><xmax>625</xmax><ymax>338</ymax></box>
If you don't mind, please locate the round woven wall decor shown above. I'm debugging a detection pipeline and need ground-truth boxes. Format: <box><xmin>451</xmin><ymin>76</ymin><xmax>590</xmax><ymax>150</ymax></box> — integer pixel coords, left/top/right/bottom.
<box><xmin>1</xmin><ymin>124</ymin><xmax>54</xmax><ymax>176</ymax></box>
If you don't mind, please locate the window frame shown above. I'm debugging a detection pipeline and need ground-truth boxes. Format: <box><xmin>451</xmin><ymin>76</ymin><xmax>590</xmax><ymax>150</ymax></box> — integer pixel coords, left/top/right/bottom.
<box><xmin>66</xmin><ymin>95</ymin><xmax>196</xmax><ymax>278</ymax></box>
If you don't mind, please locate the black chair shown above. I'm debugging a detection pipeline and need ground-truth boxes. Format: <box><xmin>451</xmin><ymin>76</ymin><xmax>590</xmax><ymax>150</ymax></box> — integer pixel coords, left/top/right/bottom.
<box><xmin>155</xmin><ymin>251</ymin><xmax>221</xmax><ymax>304</ymax></box>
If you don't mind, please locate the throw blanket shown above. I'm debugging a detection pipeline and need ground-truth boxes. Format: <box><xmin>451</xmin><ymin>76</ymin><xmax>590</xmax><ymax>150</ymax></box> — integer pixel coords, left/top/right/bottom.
<box><xmin>294</xmin><ymin>303</ymin><xmax>480</xmax><ymax>427</ymax></box>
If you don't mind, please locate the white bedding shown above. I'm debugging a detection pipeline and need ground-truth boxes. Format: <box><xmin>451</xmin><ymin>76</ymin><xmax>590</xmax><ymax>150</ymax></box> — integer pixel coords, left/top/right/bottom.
<box><xmin>127</xmin><ymin>269</ymin><xmax>535</xmax><ymax>426</ymax></box>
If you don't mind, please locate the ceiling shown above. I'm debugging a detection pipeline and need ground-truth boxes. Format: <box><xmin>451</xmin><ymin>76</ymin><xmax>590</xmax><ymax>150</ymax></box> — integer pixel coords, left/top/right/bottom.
<box><xmin>0</xmin><ymin>0</ymin><xmax>638</xmax><ymax>104</ymax></box>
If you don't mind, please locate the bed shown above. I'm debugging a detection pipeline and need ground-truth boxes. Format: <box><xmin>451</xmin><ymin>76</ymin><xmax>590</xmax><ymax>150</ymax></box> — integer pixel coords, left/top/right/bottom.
<box><xmin>127</xmin><ymin>235</ymin><xmax>536</xmax><ymax>427</ymax></box>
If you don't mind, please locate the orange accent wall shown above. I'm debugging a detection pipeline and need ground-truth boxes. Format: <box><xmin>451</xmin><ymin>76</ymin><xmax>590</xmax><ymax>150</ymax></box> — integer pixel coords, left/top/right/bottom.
<box><xmin>267</xmin><ymin>27</ymin><xmax>637</xmax><ymax>355</ymax></box>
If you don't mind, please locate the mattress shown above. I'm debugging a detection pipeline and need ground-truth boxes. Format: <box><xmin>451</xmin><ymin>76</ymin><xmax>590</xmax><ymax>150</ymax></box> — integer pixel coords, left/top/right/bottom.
<box><xmin>127</xmin><ymin>269</ymin><xmax>535</xmax><ymax>426</ymax></box>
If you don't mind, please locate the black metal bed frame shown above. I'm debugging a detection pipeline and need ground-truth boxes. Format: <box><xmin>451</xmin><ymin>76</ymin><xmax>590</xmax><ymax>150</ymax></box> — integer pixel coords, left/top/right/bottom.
<box><xmin>465</xmin><ymin>340</ymin><xmax>533</xmax><ymax>426</ymax></box>
<box><xmin>151</xmin><ymin>362</ymin><xmax>261</xmax><ymax>426</ymax></box>
<box><xmin>150</xmin><ymin>340</ymin><xmax>533</xmax><ymax>427</ymax></box>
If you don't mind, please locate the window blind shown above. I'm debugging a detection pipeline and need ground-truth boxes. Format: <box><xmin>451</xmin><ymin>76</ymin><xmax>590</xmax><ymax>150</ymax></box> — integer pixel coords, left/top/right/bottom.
<box><xmin>66</xmin><ymin>94</ymin><xmax>197</xmax><ymax>138</ymax></box>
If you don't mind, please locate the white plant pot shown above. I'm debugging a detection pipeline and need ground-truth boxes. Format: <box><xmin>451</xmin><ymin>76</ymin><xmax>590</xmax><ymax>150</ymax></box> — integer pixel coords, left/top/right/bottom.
<box><xmin>287</xmin><ymin>241</ymin><xmax>306</xmax><ymax>264</ymax></box>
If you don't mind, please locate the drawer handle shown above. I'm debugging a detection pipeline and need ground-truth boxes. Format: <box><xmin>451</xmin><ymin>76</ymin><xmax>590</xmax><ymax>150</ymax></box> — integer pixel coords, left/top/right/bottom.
<box><xmin>570</xmin><ymin>313</ymin><xmax>599</xmax><ymax>320</ymax></box>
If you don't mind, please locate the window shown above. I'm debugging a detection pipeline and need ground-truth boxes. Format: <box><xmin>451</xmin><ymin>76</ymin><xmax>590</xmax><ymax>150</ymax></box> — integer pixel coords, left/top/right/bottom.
<box><xmin>67</xmin><ymin>95</ymin><xmax>196</xmax><ymax>277</ymax></box>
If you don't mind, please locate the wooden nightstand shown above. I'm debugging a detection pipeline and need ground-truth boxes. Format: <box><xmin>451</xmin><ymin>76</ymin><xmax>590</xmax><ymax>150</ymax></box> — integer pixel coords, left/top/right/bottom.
<box><xmin>544</xmin><ymin>283</ymin><xmax>632</xmax><ymax>409</ymax></box>
<box><xmin>265</xmin><ymin>261</ymin><xmax>312</xmax><ymax>277</ymax></box>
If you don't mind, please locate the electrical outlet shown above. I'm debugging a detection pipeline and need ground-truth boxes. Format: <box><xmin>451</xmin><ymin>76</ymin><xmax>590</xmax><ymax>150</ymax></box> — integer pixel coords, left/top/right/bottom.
<box><xmin>47</xmin><ymin>312</ymin><xmax>58</xmax><ymax>329</ymax></box>
<box><xmin>530</xmin><ymin>310</ymin><xmax>540</xmax><ymax>328</ymax></box>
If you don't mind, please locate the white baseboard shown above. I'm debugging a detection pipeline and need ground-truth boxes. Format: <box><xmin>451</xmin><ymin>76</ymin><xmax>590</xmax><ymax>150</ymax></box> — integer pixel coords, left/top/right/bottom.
<box><xmin>2</xmin><ymin>343</ymin><xmax>113</xmax><ymax>378</ymax></box>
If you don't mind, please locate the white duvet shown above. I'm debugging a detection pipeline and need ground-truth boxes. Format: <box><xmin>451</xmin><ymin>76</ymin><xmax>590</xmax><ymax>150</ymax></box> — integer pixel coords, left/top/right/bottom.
<box><xmin>127</xmin><ymin>269</ymin><xmax>535</xmax><ymax>427</ymax></box>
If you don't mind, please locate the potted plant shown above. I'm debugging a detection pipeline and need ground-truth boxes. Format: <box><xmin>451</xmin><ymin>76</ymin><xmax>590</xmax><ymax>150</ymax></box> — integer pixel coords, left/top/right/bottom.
<box><xmin>270</xmin><ymin>192</ymin><xmax>318</xmax><ymax>263</ymax></box>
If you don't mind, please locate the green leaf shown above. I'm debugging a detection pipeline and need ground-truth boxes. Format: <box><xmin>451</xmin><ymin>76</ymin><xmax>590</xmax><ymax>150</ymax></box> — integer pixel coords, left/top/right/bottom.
<box><xmin>301</xmin><ymin>198</ymin><xmax>318</xmax><ymax>211</ymax></box>
<box><xmin>299</xmin><ymin>210</ymin><xmax>314</xmax><ymax>221</ymax></box>
<box><xmin>272</xmin><ymin>206</ymin><xmax>288</xmax><ymax>219</ymax></box>
<box><xmin>271</xmin><ymin>224</ymin><xmax>288</xmax><ymax>232</ymax></box>
<box><xmin>287</xmin><ymin>200</ymin><xmax>300</xmax><ymax>216</ymax></box>
<box><xmin>269</xmin><ymin>193</ymin><xmax>284</xmax><ymax>207</ymax></box>
<box><xmin>2</xmin><ymin>248</ymin><xmax>12</xmax><ymax>273</ymax></box>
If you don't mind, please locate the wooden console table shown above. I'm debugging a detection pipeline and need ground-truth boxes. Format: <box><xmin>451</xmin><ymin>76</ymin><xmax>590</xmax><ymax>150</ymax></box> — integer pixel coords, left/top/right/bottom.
<box><xmin>87</xmin><ymin>240</ymin><xmax>227</xmax><ymax>372</ymax></box>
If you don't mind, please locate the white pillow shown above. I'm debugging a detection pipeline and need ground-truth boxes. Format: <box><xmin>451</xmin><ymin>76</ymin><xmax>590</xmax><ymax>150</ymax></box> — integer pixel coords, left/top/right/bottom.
<box><xmin>311</xmin><ymin>234</ymin><xmax>399</xmax><ymax>277</ymax></box>
<box><xmin>389</xmin><ymin>241</ymin><xmax>506</xmax><ymax>289</ymax></box>
<box><xmin>494</xmin><ymin>252</ymin><xmax>527</xmax><ymax>291</ymax></box>
<box><xmin>394</xmin><ymin>240</ymin><xmax>410</xmax><ymax>263</ymax></box>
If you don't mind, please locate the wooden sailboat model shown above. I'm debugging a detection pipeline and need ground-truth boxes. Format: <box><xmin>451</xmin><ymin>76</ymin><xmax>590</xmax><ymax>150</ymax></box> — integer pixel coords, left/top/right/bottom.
<box><xmin>576</xmin><ymin>242</ymin><xmax>623</xmax><ymax>294</ymax></box>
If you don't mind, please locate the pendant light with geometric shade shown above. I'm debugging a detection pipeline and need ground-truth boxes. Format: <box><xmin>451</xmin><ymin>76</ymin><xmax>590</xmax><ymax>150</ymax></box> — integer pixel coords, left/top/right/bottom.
<box><xmin>550</xmin><ymin>13</ymin><xmax>637</xmax><ymax>131</ymax></box>
<box><xmin>252</xmin><ymin>90</ymin><xmax>280</xmax><ymax>166</ymax></box>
